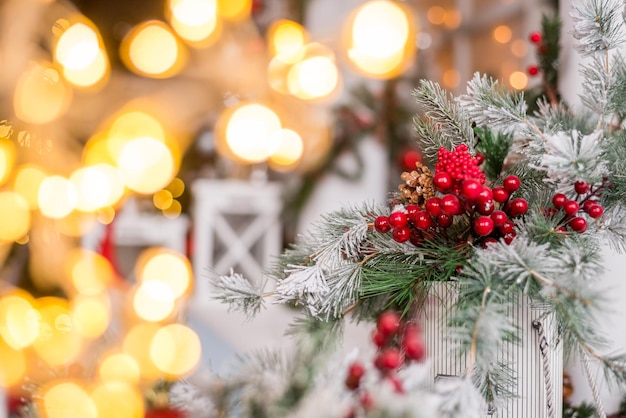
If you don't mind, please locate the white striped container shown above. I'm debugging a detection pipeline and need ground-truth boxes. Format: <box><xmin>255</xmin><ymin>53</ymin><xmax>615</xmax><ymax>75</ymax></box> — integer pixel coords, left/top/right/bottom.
<box><xmin>418</xmin><ymin>283</ymin><xmax>563</xmax><ymax>418</ymax></box>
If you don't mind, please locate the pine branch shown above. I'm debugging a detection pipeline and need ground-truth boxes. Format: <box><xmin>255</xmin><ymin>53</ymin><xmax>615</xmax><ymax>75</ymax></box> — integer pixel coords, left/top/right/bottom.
<box><xmin>473</xmin><ymin>127</ymin><xmax>514</xmax><ymax>181</ymax></box>
<box><xmin>571</xmin><ymin>0</ymin><xmax>626</xmax><ymax>56</ymax></box>
<box><xmin>212</xmin><ymin>270</ymin><xmax>266</xmax><ymax>318</ymax></box>
<box><xmin>412</xmin><ymin>80</ymin><xmax>475</xmax><ymax>162</ymax></box>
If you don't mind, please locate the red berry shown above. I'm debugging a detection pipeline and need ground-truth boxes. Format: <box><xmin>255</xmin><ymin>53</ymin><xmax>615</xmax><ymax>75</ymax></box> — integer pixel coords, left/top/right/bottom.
<box><xmin>405</xmin><ymin>204</ymin><xmax>420</xmax><ymax>221</ymax></box>
<box><xmin>475</xmin><ymin>153</ymin><xmax>485</xmax><ymax>165</ymax></box>
<box><xmin>557</xmin><ymin>226</ymin><xmax>567</xmax><ymax>233</ymax></box>
<box><xmin>529</xmin><ymin>31</ymin><xmax>542</xmax><ymax>44</ymax></box>
<box><xmin>491</xmin><ymin>210</ymin><xmax>508</xmax><ymax>227</ymax></box>
<box><xmin>461</xmin><ymin>179</ymin><xmax>482</xmax><ymax>200</ymax></box>
<box><xmin>570</xmin><ymin>217</ymin><xmax>587</xmax><ymax>233</ymax></box>
<box><xmin>374</xmin><ymin>216</ymin><xmax>391</xmax><ymax>233</ymax></box>
<box><xmin>587</xmin><ymin>204</ymin><xmax>604</xmax><ymax>219</ymax></box>
<box><xmin>582</xmin><ymin>199</ymin><xmax>598</xmax><ymax>212</ymax></box>
<box><xmin>372</xmin><ymin>329</ymin><xmax>387</xmax><ymax>347</ymax></box>
<box><xmin>389</xmin><ymin>212</ymin><xmax>408</xmax><ymax>228</ymax></box>
<box><xmin>377</xmin><ymin>311</ymin><xmax>400</xmax><ymax>336</ymax></box>
<box><xmin>425</xmin><ymin>197</ymin><xmax>442</xmax><ymax>216</ymax></box>
<box><xmin>375</xmin><ymin>349</ymin><xmax>401</xmax><ymax>371</ymax></box>
<box><xmin>503</xmin><ymin>233</ymin><xmax>516</xmax><ymax>245</ymax></box>
<box><xmin>409</xmin><ymin>229</ymin><xmax>424</xmax><ymax>246</ymax></box>
<box><xmin>492</xmin><ymin>186</ymin><xmax>509</xmax><ymax>203</ymax></box>
<box><xmin>385</xmin><ymin>375</ymin><xmax>404</xmax><ymax>393</ymax></box>
<box><xmin>503</xmin><ymin>175</ymin><xmax>521</xmax><ymax>193</ymax></box>
<box><xmin>574</xmin><ymin>181</ymin><xmax>590</xmax><ymax>194</ymax></box>
<box><xmin>473</xmin><ymin>216</ymin><xmax>494</xmax><ymax>236</ymax></box>
<box><xmin>482</xmin><ymin>237</ymin><xmax>498</xmax><ymax>248</ymax></box>
<box><xmin>345</xmin><ymin>362</ymin><xmax>366</xmax><ymax>390</ymax></box>
<box><xmin>499</xmin><ymin>220</ymin><xmax>515</xmax><ymax>235</ymax></box>
<box><xmin>392</xmin><ymin>226</ymin><xmax>411</xmax><ymax>242</ymax></box>
<box><xmin>403</xmin><ymin>336</ymin><xmax>426</xmax><ymax>361</ymax></box>
<box><xmin>476</xmin><ymin>199</ymin><xmax>495</xmax><ymax>215</ymax></box>
<box><xmin>552</xmin><ymin>193</ymin><xmax>567</xmax><ymax>209</ymax></box>
<box><xmin>563</xmin><ymin>200</ymin><xmax>580</xmax><ymax>216</ymax></box>
<box><xmin>437</xmin><ymin>213</ymin><xmax>453</xmax><ymax>228</ymax></box>
<box><xmin>414</xmin><ymin>211</ymin><xmax>433</xmax><ymax>229</ymax></box>
<box><xmin>433</xmin><ymin>171</ymin><xmax>453</xmax><ymax>192</ymax></box>
<box><xmin>360</xmin><ymin>392</ymin><xmax>374</xmax><ymax>409</ymax></box>
<box><xmin>441</xmin><ymin>194</ymin><xmax>461</xmax><ymax>215</ymax></box>
<box><xmin>527</xmin><ymin>65</ymin><xmax>540</xmax><ymax>76</ymax></box>
<box><xmin>476</xmin><ymin>187</ymin><xmax>493</xmax><ymax>204</ymax></box>
<box><xmin>508</xmin><ymin>198</ymin><xmax>528</xmax><ymax>217</ymax></box>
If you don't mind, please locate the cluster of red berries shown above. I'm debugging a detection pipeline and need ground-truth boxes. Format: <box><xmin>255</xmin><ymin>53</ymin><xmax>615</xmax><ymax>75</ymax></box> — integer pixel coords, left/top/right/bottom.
<box><xmin>374</xmin><ymin>145</ymin><xmax>529</xmax><ymax>247</ymax></box>
<box><xmin>548</xmin><ymin>181</ymin><xmax>604</xmax><ymax>233</ymax></box>
<box><xmin>343</xmin><ymin>311</ymin><xmax>425</xmax><ymax>416</ymax></box>
<box><xmin>527</xmin><ymin>31</ymin><xmax>542</xmax><ymax>77</ymax></box>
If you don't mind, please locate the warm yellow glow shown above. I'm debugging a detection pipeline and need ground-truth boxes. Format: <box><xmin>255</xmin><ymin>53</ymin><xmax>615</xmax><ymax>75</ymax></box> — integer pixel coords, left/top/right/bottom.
<box><xmin>163</xmin><ymin>200</ymin><xmax>182</xmax><ymax>219</ymax></box>
<box><xmin>153</xmin><ymin>189</ymin><xmax>173</xmax><ymax>210</ymax></box>
<box><xmin>269</xmin><ymin>129</ymin><xmax>303</xmax><ymax>167</ymax></box>
<box><xmin>268</xmin><ymin>20</ymin><xmax>306</xmax><ymax>63</ymax></box>
<box><xmin>217</xmin><ymin>0</ymin><xmax>250</xmax><ymax>20</ymax></box>
<box><xmin>511</xmin><ymin>39</ymin><xmax>528</xmax><ymax>57</ymax></box>
<box><xmin>91</xmin><ymin>381</ymin><xmax>145</xmax><ymax>418</ymax></box>
<box><xmin>133</xmin><ymin>281</ymin><xmax>176</xmax><ymax>322</ymax></box>
<box><xmin>171</xmin><ymin>14</ymin><xmax>219</xmax><ymax>44</ymax></box>
<box><xmin>443</xmin><ymin>9</ymin><xmax>462</xmax><ymax>29</ymax></box>
<box><xmin>70</xmin><ymin>164</ymin><xmax>125</xmax><ymax>212</ymax></box>
<box><xmin>137</xmin><ymin>248</ymin><xmax>192</xmax><ymax>299</ymax></box>
<box><xmin>168</xmin><ymin>0</ymin><xmax>219</xmax><ymax>44</ymax></box>
<box><xmin>287</xmin><ymin>55</ymin><xmax>339</xmax><ymax>100</ymax></box>
<box><xmin>0</xmin><ymin>139</ymin><xmax>15</xmax><ymax>185</ymax></box>
<box><xmin>0</xmin><ymin>339</ymin><xmax>26</xmax><ymax>387</ymax></box>
<box><xmin>41</xmin><ymin>381</ymin><xmax>97</xmax><ymax>418</ymax></box>
<box><xmin>55</xmin><ymin>22</ymin><xmax>100</xmax><ymax>70</ymax></box>
<box><xmin>0</xmin><ymin>191</ymin><xmax>31</xmax><ymax>243</ymax></box>
<box><xmin>63</xmin><ymin>48</ymin><xmax>109</xmax><ymax>88</ymax></box>
<box><xmin>347</xmin><ymin>1</ymin><xmax>414</xmax><ymax>79</ymax></box>
<box><xmin>33</xmin><ymin>298</ymin><xmax>83</xmax><ymax>366</ymax></box>
<box><xmin>122</xmin><ymin>21</ymin><xmax>185</xmax><ymax>78</ymax></box>
<box><xmin>221</xmin><ymin>103</ymin><xmax>282</xmax><ymax>163</ymax></box>
<box><xmin>493</xmin><ymin>25</ymin><xmax>512</xmax><ymax>44</ymax></box>
<box><xmin>98</xmin><ymin>353</ymin><xmax>141</xmax><ymax>384</ymax></box>
<box><xmin>166</xmin><ymin>177</ymin><xmax>185</xmax><ymax>198</ymax></box>
<box><xmin>71</xmin><ymin>294</ymin><xmax>111</xmax><ymax>339</ymax></box>
<box><xmin>122</xmin><ymin>323</ymin><xmax>162</xmax><ymax>380</ymax></box>
<box><xmin>509</xmin><ymin>71</ymin><xmax>529</xmax><ymax>90</ymax></box>
<box><xmin>268</xmin><ymin>56</ymin><xmax>291</xmax><ymax>94</ymax></box>
<box><xmin>150</xmin><ymin>324</ymin><xmax>201</xmax><ymax>376</ymax></box>
<box><xmin>109</xmin><ymin>111</ymin><xmax>166</xmax><ymax>144</ymax></box>
<box><xmin>83</xmin><ymin>133</ymin><xmax>118</xmax><ymax>167</ymax></box>
<box><xmin>67</xmin><ymin>249</ymin><xmax>115</xmax><ymax>295</ymax></box>
<box><xmin>14</xmin><ymin>62</ymin><xmax>71</xmax><ymax>125</ymax></box>
<box><xmin>13</xmin><ymin>165</ymin><xmax>46</xmax><ymax>209</ymax></box>
<box><xmin>38</xmin><ymin>175</ymin><xmax>77</xmax><ymax>219</ymax></box>
<box><xmin>427</xmin><ymin>6</ymin><xmax>446</xmax><ymax>25</ymax></box>
<box><xmin>56</xmin><ymin>211</ymin><xmax>97</xmax><ymax>238</ymax></box>
<box><xmin>0</xmin><ymin>292</ymin><xmax>39</xmax><ymax>349</ymax></box>
<box><xmin>96</xmin><ymin>206</ymin><xmax>116</xmax><ymax>225</ymax></box>
<box><xmin>117</xmin><ymin>137</ymin><xmax>175</xmax><ymax>194</ymax></box>
<box><xmin>443</xmin><ymin>69</ymin><xmax>461</xmax><ymax>88</ymax></box>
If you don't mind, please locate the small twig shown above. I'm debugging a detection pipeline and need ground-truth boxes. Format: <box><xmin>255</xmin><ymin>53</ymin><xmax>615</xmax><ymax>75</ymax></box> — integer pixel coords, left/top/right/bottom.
<box><xmin>466</xmin><ymin>286</ymin><xmax>492</xmax><ymax>378</ymax></box>
<box><xmin>530</xmin><ymin>269</ymin><xmax>591</xmax><ymax>305</ymax></box>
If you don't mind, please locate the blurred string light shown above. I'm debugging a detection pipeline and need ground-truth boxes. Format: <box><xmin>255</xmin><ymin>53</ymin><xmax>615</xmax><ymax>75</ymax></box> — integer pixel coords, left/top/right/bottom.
<box><xmin>149</xmin><ymin>324</ymin><xmax>201</xmax><ymax>376</ymax></box>
<box><xmin>0</xmin><ymin>290</ymin><xmax>39</xmax><ymax>350</ymax></box>
<box><xmin>132</xmin><ymin>281</ymin><xmax>176</xmax><ymax>322</ymax></box>
<box><xmin>66</xmin><ymin>249</ymin><xmax>116</xmax><ymax>296</ymax></box>
<box><xmin>493</xmin><ymin>25</ymin><xmax>512</xmax><ymax>44</ymax></box>
<box><xmin>268</xmin><ymin>129</ymin><xmax>304</xmax><ymax>171</ymax></box>
<box><xmin>0</xmin><ymin>339</ymin><xmax>26</xmax><ymax>387</ymax></box>
<box><xmin>38</xmin><ymin>175</ymin><xmax>77</xmax><ymax>219</ymax></box>
<box><xmin>13</xmin><ymin>165</ymin><xmax>47</xmax><ymax>209</ymax></box>
<box><xmin>32</xmin><ymin>297</ymin><xmax>83</xmax><ymax>366</ymax></box>
<box><xmin>71</xmin><ymin>293</ymin><xmax>111</xmax><ymax>339</ymax></box>
<box><xmin>122</xmin><ymin>323</ymin><xmax>163</xmax><ymax>380</ymax></box>
<box><xmin>91</xmin><ymin>381</ymin><xmax>145</xmax><ymax>418</ymax></box>
<box><xmin>70</xmin><ymin>164</ymin><xmax>125</xmax><ymax>212</ymax></box>
<box><xmin>40</xmin><ymin>381</ymin><xmax>97</xmax><ymax>418</ymax></box>
<box><xmin>0</xmin><ymin>191</ymin><xmax>31</xmax><ymax>243</ymax></box>
<box><xmin>167</xmin><ymin>0</ymin><xmax>221</xmax><ymax>46</ymax></box>
<box><xmin>135</xmin><ymin>247</ymin><xmax>193</xmax><ymax>299</ymax></box>
<box><xmin>268</xmin><ymin>20</ymin><xmax>307</xmax><ymax>63</ymax></box>
<box><xmin>0</xmin><ymin>138</ymin><xmax>15</xmax><ymax>185</ymax></box>
<box><xmin>217</xmin><ymin>0</ymin><xmax>251</xmax><ymax>21</ymax></box>
<box><xmin>98</xmin><ymin>352</ymin><xmax>141</xmax><ymax>385</ymax></box>
<box><xmin>345</xmin><ymin>0</ymin><xmax>416</xmax><ymax>79</ymax></box>
<box><xmin>120</xmin><ymin>21</ymin><xmax>186</xmax><ymax>78</ymax></box>
<box><xmin>509</xmin><ymin>71</ymin><xmax>528</xmax><ymax>90</ymax></box>
<box><xmin>286</xmin><ymin>44</ymin><xmax>340</xmax><ymax>101</ymax></box>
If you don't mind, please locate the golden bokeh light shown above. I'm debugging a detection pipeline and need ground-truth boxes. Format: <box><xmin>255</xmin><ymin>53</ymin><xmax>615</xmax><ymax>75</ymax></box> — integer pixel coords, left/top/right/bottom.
<box><xmin>56</xmin><ymin>211</ymin><xmax>98</xmax><ymax>238</ymax></box>
<box><xmin>217</xmin><ymin>0</ymin><xmax>250</xmax><ymax>21</ymax></box>
<box><xmin>41</xmin><ymin>381</ymin><xmax>97</xmax><ymax>418</ymax></box>
<box><xmin>511</xmin><ymin>39</ymin><xmax>528</xmax><ymax>57</ymax></box>
<box><xmin>168</xmin><ymin>0</ymin><xmax>220</xmax><ymax>45</ymax></box>
<box><xmin>509</xmin><ymin>71</ymin><xmax>528</xmax><ymax>90</ymax></box>
<box><xmin>109</xmin><ymin>111</ymin><xmax>166</xmax><ymax>147</ymax></box>
<box><xmin>0</xmin><ymin>139</ymin><xmax>15</xmax><ymax>185</ymax></box>
<box><xmin>153</xmin><ymin>189</ymin><xmax>174</xmax><ymax>210</ymax></box>
<box><xmin>443</xmin><ymin>69</ymin><xmax>461</xmax><ymax>88</ymax></box>
<box><xmin>0</xmin><ymin>191</ymin><xmax>31</xmax><ymax>243</ymax></box>
<box><xmin>121</xmin><ymin>21</ymin><xmax>186</xmax><ymax>78</ymax></box>
<box><xmin>268</xmin><ymin>20</ymin><xmax>306</xmax><ymax>63</ymax></box>
<box><xmin>82</xmin><ymin>132</ymin><xmax>118</xmax><ymax>167</ymax></box>
<box><xmin>14</xmin><ymin>61</ymin><xmax>71</xmax><ymax>125</ymax></box>
<box><xmin>122</xmin><ymin>323</ymin><xmax>162</xmax><ymax>380</ymax></box>
<box><xmin>0</xmin><ymin>291</ymin><xmax>39</xmax><ymax>349</ymax></box>
<box><xmin>426</xmin><ymin>6</ymin><xmax>446</xmax><ymax>25</ymax></box>
<box><xmin>443</xmin><ymin>9</ymin><xmax>462</xmax><ymax>29</ymax></box>
<box><xmin>136</xmin><ymin>248</ymin><xmax>192</xmax><ymax>299</ymax></box>
<box><xmin>166</xmin><ymin>177</ymin><xmax>185</xmax><ymax>198</ymax></box>
<box><xmin>162</xmin><ymin>200</ymin><xmax>182</xmax><ymax>219</ymax></box>
<box><xmin>67</xmin><ymin>248</ymin><xmax>116</xmax><ymax>295</ymax></box>
<box><xmin>0</xmin><ymin>338</ymin><xmax>26</xmax><ymax>387</ymax></box>
<box><xmin>346</xmin><ymin>1</ymin><xmax>415</xmax><ymax>79</ymax></box>
<box><xmin>55</xmin><ymin>22</ymin><xmax>100</xmax><ymax>70</ymax></box>
<box><xmin>33</xmin><ymin>298</ymin><xmax>83</xmax><ymax>366</ymax></box>
<box><xmin>132</xmin><ymin>281</ymin><xmax>176</xmax><ymax>322</ymax></box>
<box><xmin>493</xmin><ymin>25</ymin><xmax>512</xmax><ymax>44</ymax></box>
<box><xmin>117</xmin><ymin>136</ymin><xmax>175</xmax><ymax>194</ymax></box>
<box><xmin>268</xmin><ymin>129</ymin><xmax>304</xmax><ymax>168</ymax></box>
<box><xmin>13</xmin><ymin>165</ymin><xmax>47</xmax><ymax>209</ymax></box>
<box><xmin>150</xmin><ymin>324</ymin><xmax>201</xmax><ymax>376</ymax></box>
<box><xmin>71</xmin><ymin>294</ymin><xmax>111</xmax><ymax>339</ymax></box>
<box><xmin>38</xmin><ymin>175</ymin><xmax>77</xmax><ymax>219</ymax></box>
<box><xmin>70</xmin><ymin>164</ymin><xmax>125</xmax><ymax>212</ymax></box>
<box><xmin>91</xmin><ymin>381</ymin><xmax>145</xmax><ymax>418</ymax></box>
<box><xmin>62</xmin><ymin>48</ymin><xmax>110</xmax><ymax>89</ymax></box>
<box><xmin>96</xmin><ymin>206</ymin><xmax>116</xmax><ymax>225</ymax></box>
<box><xmin>98</xmin><ymin>353</ymin><xmax>141</xmax><ymax>384</ymax></box>
<box><xmin>287</xmin><ymin>55</ymin><xmax>339</xmax><ymax>100</ymax></box>
<box><xmin>217</xmin><ymin>103</ymin><xmax>282</xmax><ymax>164</ymax></box>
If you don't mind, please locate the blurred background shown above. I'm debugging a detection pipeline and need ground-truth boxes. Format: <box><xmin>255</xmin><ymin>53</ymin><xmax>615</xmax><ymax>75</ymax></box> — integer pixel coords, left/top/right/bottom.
<box><xmin>0</xmin><ymin>0</ymin><xmax>569</xmax><ymax>416</ymax></box>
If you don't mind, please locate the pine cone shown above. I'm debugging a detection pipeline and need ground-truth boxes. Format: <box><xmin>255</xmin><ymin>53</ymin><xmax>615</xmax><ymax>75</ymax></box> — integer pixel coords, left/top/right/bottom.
<box><xmin>398</xmin><ymin>162</ymin><xmax>434</xmax><ymax>206</ymax></box>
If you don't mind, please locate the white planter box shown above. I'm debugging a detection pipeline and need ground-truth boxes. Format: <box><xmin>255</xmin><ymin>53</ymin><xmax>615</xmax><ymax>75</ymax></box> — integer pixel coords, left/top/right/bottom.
<box><xmin>419</xmin><ymin>283</ymin><xmax>563</xmax><ymax>417</ymax></box>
